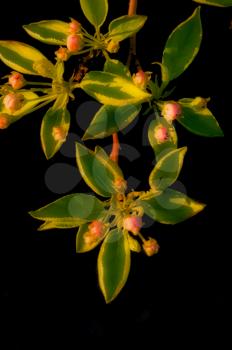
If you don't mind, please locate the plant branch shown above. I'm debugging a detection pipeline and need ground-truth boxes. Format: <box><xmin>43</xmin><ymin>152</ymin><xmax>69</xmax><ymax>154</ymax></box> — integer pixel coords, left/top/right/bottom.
<box><xmin>127</xmin><ymin>0</ymin><xmax>138</xmax><ymax>67</ymax></box>
<box><xmin>110</xmin><ymin>132</ymin><xmax>120</xmax><ymax>163</ymax></box>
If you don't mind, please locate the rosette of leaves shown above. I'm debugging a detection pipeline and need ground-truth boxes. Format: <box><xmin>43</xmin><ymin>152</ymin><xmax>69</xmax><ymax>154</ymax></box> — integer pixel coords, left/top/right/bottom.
<box><xmin>30</xmin><ymin>139</ymin><xmax>206</xmax><ymax>303</ymax></box>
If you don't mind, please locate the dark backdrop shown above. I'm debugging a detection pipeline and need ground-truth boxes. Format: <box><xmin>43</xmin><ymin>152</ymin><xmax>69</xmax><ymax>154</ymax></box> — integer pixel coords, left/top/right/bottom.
<box><xmin>0</xmin><ymin>0</ymin><xmax>230</xmax><ymax>343</ymax></box>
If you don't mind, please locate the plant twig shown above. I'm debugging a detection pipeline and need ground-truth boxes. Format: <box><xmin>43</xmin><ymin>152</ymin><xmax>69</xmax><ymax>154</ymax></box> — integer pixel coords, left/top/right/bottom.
<box><xmin>127</xmin><ymin>0</ymin><xmax>138</xmax><ymax>67</ymax></box>
<box><xmin>110</xmin><ymin>0</ymin><xmax>138</xmax><ymax>164</ymax></box>
<box><xmin>110</xmin><ymin>133</ymin><xmax>120</xmax><ymax>163</ymax></box>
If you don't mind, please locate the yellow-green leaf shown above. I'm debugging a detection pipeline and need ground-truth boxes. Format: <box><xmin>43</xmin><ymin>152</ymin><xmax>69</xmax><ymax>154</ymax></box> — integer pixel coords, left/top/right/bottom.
<box><xmin>108</xmin><ymin>15</ymin><xmax>147</xmax><ymax>42</ymax></box>
<box><xmin>139</xmin><ymin>188</ymin><xmax>206</xmax><ymax>224</ymax></box>
<box><xmin>193</xmin><ymin>0</ymin><xmax>232</xmax><ymax>6</ymax></box>
<box><xmin>23</xmin><ymin>20</ymin><xmax>70</xmax><ymax>45</ymax></box>
<box><xmin>98</xmin><ymin>228</ymin><xmax>131</xmax><ymax>303</ymax></box>
<box><xmin>76</xmin><ymin>142</ymin><xmax>124</xmax><ymax>197</ymax></box>
<box><xmin>0</xmin><ymin>41</ymin><xmax>55</xmax><ymax>77</ymax></box>
<box><xmin>127</xmin><ymin>234</ymin><xmax>141</xmax><ymax>253</ymax></box>
<box><xmin>162</xmin><ymin>7</ymin><xmax>202</xmax><ymax>82</ymax></box>
<box><xmin>80</xmin><ymin>0</ymin><xmax>108</xmax><ymax>28</ymax></box>
<box><xmin>149</xmin><ymin>147</ymin><xmax>187</xmax><ymax>192</ymax></box>
<box><xmin>80</xmin><ymin>71</ymin><xmax>151</xmax><ymax>106</ymax></box>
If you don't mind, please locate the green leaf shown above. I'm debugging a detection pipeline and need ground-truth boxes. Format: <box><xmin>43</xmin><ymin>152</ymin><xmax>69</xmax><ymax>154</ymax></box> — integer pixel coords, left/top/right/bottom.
<box><xmin>80</xmin><ymin>71</ymin><xmax>151</xmax><ymax>106</ymax></box>
<box><xmin>193</xmin><ymin>0</ymin><xmax>232</xmax><ymax>6</ymax></box>
<box><xmin>98</xmin><ymin>228</ymin><xmax>130</xmax><ymax>303</ymax></box>
<box><xmin>162</xmin><ymin>7</ymin><xmax>202</xmax><ymax>82</ymax></box>
<box><xmin>40</xmin><ymin>95</ymin><xmax>70</xmax><ymax>159</ymax></box>
<box><xmin>83</xmin><ymin>104</ymin><xmax>141</xmax><ymax>140</ymax></box>
<box><xmin>76</xmin><ymin>142</ymin><xmax>124</xmax><ymax>197</ymax></box>
<box><xmin>0</xmin><ymin>41</ymin><xmax>55</xmax><ymax>77</ymax></box>
<box><xmin>139</xmin><ymin>188</ymin><xmax>206</xmax><ymax>224</ymax></box>
<box><xmin>127</xmin><ymin>234</ymin><xmax>141</xmax><ymax>253</ymax></box>
<box><xmin>148</xmin><ymin>116</ymin><xmax>178</xmax><ymax>161</ymax></box>
<box><xmin>104</xmin><ymin>59</ymin><xmax>131</xmax><ymax>79</ymax></box>
<box><xmin>23</xmin><ymin>20</ymin><xmax>70</xmax><ymax>45</ymax></box>
<box><xmin>0</xmin><ymin>91</ymin><xmax>41</xmax><ymax>124</ymax></box>
<box><xmin>30</xmin><ymin>193</ymin><xmax>105</xmax><ymax>230</ymax></box>
<box><xmin>108</xmin><ymin>15</ymin><xmax>147</xmax><ymax>42</ymax></box>
<box><xmin>178</xmin><ymin>98</ymin><xmax>223</xmax><ymax>137</ymax></box>
<box><xmin>149</xmin><ymin>147</ymin><xmax>187</xmax><ymax>192</ymax></box>
<box><xmin>80</xmin><ymin>0</ymin><xmax>108</xmax><ymax>28</ymax></box>
<box><xmin>76</xmin><ymin>223</ymin><xmax>106</xmax><ymax>253</ymax></box>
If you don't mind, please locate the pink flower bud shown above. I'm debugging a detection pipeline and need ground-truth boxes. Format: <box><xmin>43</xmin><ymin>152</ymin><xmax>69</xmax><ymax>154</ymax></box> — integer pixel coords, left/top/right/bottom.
<box><xmin>123</xmin><ymin>216</ymin><xmax>143</xmax><ymax>235</ymax></box>
<box><xmin>106</xmin><ymin>40</ymin><xmax>120</xmax><ymax>53</ymax></box>
<box><xmin>8</xmin><ymin>71</ymin><xmax>25</xmax><ymax>90</ymax></box>
<box><xmin>143</xmin><ymin>238</ymin><xmax>160</xmax><ymax>256</ymax></box>
<box><xmin>69</xmin><ymin>19</ymin><xmax>81</xmax><ymax>33</ymax></box>
<box><xmin>55</xmin><ymin>47</ymin><xmax>70</xmax><ymax>61</ymax></box>
<box><xmin>3</xmin><ymin>93</ymin><xmax>24</xmax><ymax>112</ymax></box>
<box><xmin>67</xmin><ymin>34</ymin><xmax>82</xmax><ymax>53</ymax></box>
<box><xmin>114</xmin><ymin>178</ymin><xmax>127</xmax><ymax>193</ymax></box>
<box><xmin>132</xmin><ymin>70</ymin><xmax>148</xmax><ymax>89</ymax></box>
<box><xmin>52</xmin><ymin>127</ymin><xmax>67</xmax><ymax>142</ymax></box>
<box><xmin>161</xmin><ymin>102</ymin><xmax>182</xmax><ymax>122</ymax></box>
<box><xmin>84</xmin><ymin>220</ymin><xmax>105</xmax><ymax>244</ymax></box>
<box><xmin>154</xmin><ymin>125</ymin><xmax>168</xmax><ymax>143</ymax></box>
<box><xmin>0</xmin><ymin>114</ymin><xmax>10</xmax><ymax>129</ymax></box>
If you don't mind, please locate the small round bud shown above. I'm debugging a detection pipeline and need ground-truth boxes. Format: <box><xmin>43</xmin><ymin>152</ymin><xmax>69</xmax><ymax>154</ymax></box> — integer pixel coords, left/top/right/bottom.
<box><xmin>132</xmin><ymin>70</ymin><xmax>149</xmax><ymax>89</ymax></box>
<box><xmin>8</xmin><ymin>71</ymin><xmax>25</xmax><ymax>90</ymax></box>
<box><xmin>114</xmin><ymin>178</ymin><xmax>127</xmax><ymax>194</ymax></box>
<box><xmin>161</xmin><ymin>102</ymin><xmax>182</xmax><ymax>122</ymax></box>
<box><xmin>0</xmin><ymin>114</ymin><xmax>10</xmax><ymax>129</ymax></box>
<box><xmin>52</xmin><ymin>127</ymin><xmax>67</xmax><ymax>142</ymax></box>
<box><xmin>106</xmin><ymin>40</ymin><xmax>120</xmax><ymax>53</ymax></box>
<box><xmin>3</xmin><ymin>93</ymin><xmax>24</xmax><ymax>113</ymax></box>
<box><xmin>123</xmin><ymin>216</ymin><xmax>143</xmax><ymax>235</ymax></box>
<box><xmin>69</xmin><ymin>19</ymin><xmax>81</xmax><ymax>33</ymax></box>
<box><xmin>154</xmin><ymin>125</ymin><xmax>168</xmax><ymax>143</ymax></box>
<box><xmin>84</xmin><ymin>220</ymin><xmax>105</xmax><ymax>244</ymax></box>
<box><xmin>55</xmin><ymin>47</ymin><xmax>70</xmax><ymax>61</ymax></box>
<box><xmin>67</xmin><ymin>34</ymin><xmax>83</xmax><ymax>53</ymax></box>
<box><xmin>143</xmin><ymin>238</ymin><xmax>160</xmax><ymax>256</ymax></box>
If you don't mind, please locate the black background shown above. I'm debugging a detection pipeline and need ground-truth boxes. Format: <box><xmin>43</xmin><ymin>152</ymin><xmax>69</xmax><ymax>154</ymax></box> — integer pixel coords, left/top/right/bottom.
<box><xmin>0</xmin><ymin>0</ymin><xmax>230</xmax><ymax>343</ymax></box>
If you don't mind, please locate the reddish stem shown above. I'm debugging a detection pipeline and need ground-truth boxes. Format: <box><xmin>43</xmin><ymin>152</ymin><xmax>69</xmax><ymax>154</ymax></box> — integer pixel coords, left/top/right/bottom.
<box><xmin>110</xmin><ymin>0</ymin><xmax>138</xmax><ymax>164</ymax></box>
<box><xmin>110</xmin><ymin>133</ymin><xmax>120</xmax><ymax>163</ymax></box>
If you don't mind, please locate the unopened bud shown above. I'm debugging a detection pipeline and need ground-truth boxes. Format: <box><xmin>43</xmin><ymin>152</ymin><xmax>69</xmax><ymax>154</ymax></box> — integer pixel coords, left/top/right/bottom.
<box><xmin>114</xmin><ymin>178</ymin><xmax>127</xmax><ymax>194</ymax></box>
<box><xmin>132</xmin><ymin>70</ymin><xmax>149</xmax><ymax>89</ymax></box>
<box><xmin>55</xmin><ymin>47</ymin><xmax>70</xmax><ymax>61</ymax></box>
<box><xmin>106</xmin><ymin>40</ymin><xmax>120</xmax><ymax>53</ymax></box>
<box><xmin>161</xmin><ymin>102</ymin><xmax>182</xmax><ymax>122</ymax></box>
<box><xmin>123</xmin><ymin>216</ymin><xmax>143</xmax><ymax>235</ymax></box>
<box><xmin>8</xmin><ymin>71</ymin><xmax>25</xmax><ymax>90</ymax></box>
<box><xmin>3</xmin><ymin>93</ymin><xmax>24</xmax><ymax>112</ymax></box>
<box><xmin>84</xmin><ymin>220</ymin><xmax>105</xmax><ymax>244</ymax></box>
<box><xmin>154</xmin><ymin>125</ymin><xmax>168</xmax><ymax>143</ymax></box>
<box><xmin>0</xmin><ymin>114</ymin><xmax>10</xmax><ymax>129</ymax></box>
<box><xmin>69</xmin><ymin>19</ymin><xmax>81</xmax><ymax>33</ymax></box>
<box><xmin>67</xmin><ymin>34</ymin><xmax>83</xmax><ymax>53</ymax></box>
<box><xmin>143</xmin><ymin>238</ymin><xmax>159</xmax><ymax>256</ymax></box>
<box><xmin>52</xmin><ymin>127</ymin><xmax>67</xmax><ymax>142</ymax></box>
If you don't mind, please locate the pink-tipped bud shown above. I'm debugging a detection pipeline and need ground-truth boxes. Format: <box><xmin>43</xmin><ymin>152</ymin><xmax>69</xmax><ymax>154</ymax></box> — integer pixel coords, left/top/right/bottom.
<box><xmin>143</xmin><ymin>238</ymin><xmax>160</xmax><ymax>256</ymax></box>
<box><xmin>84</xmin><ymin>220</ymin><xmax>105</xmax><ymax>244</ymax></box>
<box><xmin>123</xmin><ymin>216</ymin><xmax>143</xmax><ymax>235</ymax></box>
<box><xmin>8</xmin><ymin>71</ymin><xmax>25</xmax><ymax>90</ymax></box>
<box><xmin>106</xmin><ymin>40</ymin><xmax>120</xmax><ymax>53</ymax></box>
<box><xmin>154</xmin><ymin>125</ymin><xmax>169</xmax><ymax>143</ymax></box>
<box><xmin>3</xmin><ymin>93</ymin><xmax>24</xmax><ymax>113</ymax></box>
<box><xmin>69</xmin><ymin>19</ymin><xmax>81</xmax><ymax>33</ymax></box>
<box><xmin>55</xmin><ymin>47</ymin><xmax>70</xmax><ymax>61</ymax></box>
<box><xmin>132</xmin><ymin>70</ymin><xmax>149</xmax><ymax>89</ymax></box>
<box><xmin>52</xmin><ymin>127</ymin><xmax>67</xmax><ymax>142</ymax></box>
<box><xmin>161</xmin><ymin>102</ymin><xmax>182</xmax><ymax>122</ymax></box>
<box><xmin>114</xmin><ymin>178</ymin><xmax>127</xmax><ymax>194</ymax></box>
<box><xmin>67</xmin><ymin>34</ymin><xmax>82</xmax><ymax>53</ymax></box>
<box><xmin>0</xmin><ymin>114</ymin><xmax>10</xmax><ymax>129</ymax></box>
